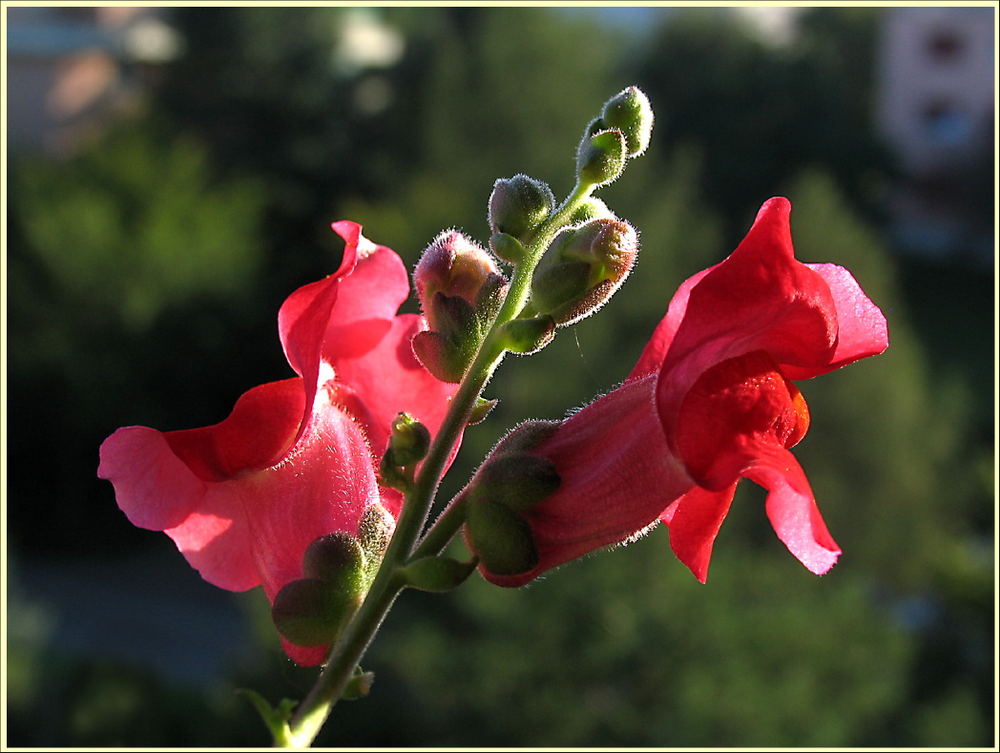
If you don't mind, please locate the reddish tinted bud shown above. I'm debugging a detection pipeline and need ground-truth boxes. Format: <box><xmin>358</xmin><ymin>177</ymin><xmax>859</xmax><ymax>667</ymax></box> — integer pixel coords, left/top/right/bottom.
<box><xmin>415</xmin><ymin>230</ymin><xmax>503</xmax><ymax>317</ymax></box>
<box><xmin>531</xmin><ymin>218</ymin><xmax>639</xmax><ymax>326</ymax></box>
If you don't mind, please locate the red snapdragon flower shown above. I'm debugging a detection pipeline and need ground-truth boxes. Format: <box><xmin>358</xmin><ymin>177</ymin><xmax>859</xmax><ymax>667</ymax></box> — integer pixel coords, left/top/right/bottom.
<box><xmin>98</xmin><ymin>222</ymin><xmax>457</xmax><ymax>665</ymax></box>
<box><xmin>477</xmin><ymin>197</ymin><xmax>888</xmax><ymax>587</ymax></box>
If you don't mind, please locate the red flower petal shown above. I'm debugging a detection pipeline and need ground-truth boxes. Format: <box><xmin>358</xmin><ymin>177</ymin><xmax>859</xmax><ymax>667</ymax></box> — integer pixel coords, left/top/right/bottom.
<box><xmin>164</xmin><ymin>378</ymin><xmax>305</xmax><ymax>482</ymax></box>
<box><xmin>655</xmin><ymin>198</ymin><xmax>840</xmax><ymax>448</ymax></box>
<box><xmin>782</xmin><ymin>263</ymin><xmax>890</xmax><ymax>380</ymax></box>
<box><xmin>663</xmin><ymin>482</ymin><xmax>738</xmax><ymax>584</ymax></box>
<box><xmin>98</xmin><ymin>379</ymin><xmax>382</xmax><ymax>637</ymax></box>
<box><xmin>673</xmin><ymin>350</ymin><xmax>810</xmax><ymax>490</ymax></box>
<box><xmin>746</xmin><ymin>443</ymin><xmax>841</xmax><ymax>575</ymax></box>
<box><xmin>332</xmin><ymin>314</ymin><xmax>458</xmax><ymax>459</ymax></box>
<box><xmin>277</xmin><ymin>222</ymin><xmax>410</xmax><ymax>435</ymax></box>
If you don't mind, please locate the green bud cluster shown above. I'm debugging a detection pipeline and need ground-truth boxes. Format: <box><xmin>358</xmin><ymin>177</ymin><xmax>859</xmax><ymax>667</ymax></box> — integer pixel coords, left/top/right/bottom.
<box><xmin>574</xmin><ymin>86</ymin><xmax>654</xmax><ymax>188</ymax></box>
<box><xmin>270</xmin><ymin>505</ymin><xmax>395</xmax><ymax>648</ymax></box>
<box><xmin>530</xmin><ymin>217</ymin><xmax>639</xmax><ymax>326</ymax></box>
<box><xmin>412</xmin><ymin>230</ymin><xmax>509</xmax><ymax>383</ymax></box>
<box><xmin>463</xmin><ymin>421</ymin><xmax>560</xmax><ymax>576</ymax></box>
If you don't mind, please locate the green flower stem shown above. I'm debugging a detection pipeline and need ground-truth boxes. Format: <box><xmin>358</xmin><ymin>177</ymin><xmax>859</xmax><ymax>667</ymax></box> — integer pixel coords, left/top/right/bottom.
<box><xmin>281</xmin><ymin>179</ymin><xmax>595</xmax><ymax>748</ymax></box>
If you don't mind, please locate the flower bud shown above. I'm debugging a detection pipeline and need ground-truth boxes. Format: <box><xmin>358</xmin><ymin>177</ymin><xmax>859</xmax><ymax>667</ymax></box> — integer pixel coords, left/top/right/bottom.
<box><xmin>271</xmin><ymin>577</ymin><xmax>361</xmax><ymax>647</ymax></box>
<box><xmin>413</xmin><ymin>231</ymin><xmax>509</xmax><ymax>384</ymax></box>
<box><xmin>415</xmin><ymin>230</ymin><xmax>504</xmax><ymax>317</ymax></box>
<box><xmin>488</xmin><ymin>174</ymin><xmax>555</xmax><ymax>240</ymax></box>
<box><xmin>388</xmin><ymin>412</ymin><xmax>431</xmax><ymax>467</ymax></box>
<box><xmin>530</xmin><ymin>218</ymin><xmax>638</xmax><ymax>326</ymax></box>
<box><xmin>576</xmin><ymin>129</ymin><xmax>626</xmax><ymax>187</ymax></box>
<box><xmin>601</xmin><ymin>86</ymin><xmax>654</xmax><ymax>157</ymax></box>
<box><xmin>465</xmin><ymin>497</ymin><xmax>538</xmax><ymax>576</ymax></box>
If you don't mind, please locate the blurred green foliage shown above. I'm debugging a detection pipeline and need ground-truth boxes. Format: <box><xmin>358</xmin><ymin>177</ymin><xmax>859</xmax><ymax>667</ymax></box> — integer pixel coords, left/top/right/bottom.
<box><xmin>7</xmin><ymin>6</ymin><xmax>993</xmax><ymax>748</ymax></box>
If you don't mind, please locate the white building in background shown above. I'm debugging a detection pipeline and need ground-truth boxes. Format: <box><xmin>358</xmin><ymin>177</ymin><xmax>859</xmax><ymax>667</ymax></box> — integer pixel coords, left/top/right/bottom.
<box><xmin>875</xmin><ymin>6</ymin><xmax>995</xmax><ymax>260</ymax></box>
<box><xmin>6</xmin><ymin>6</ymin><xmax>180</xmax><ymax>155</ymax></box>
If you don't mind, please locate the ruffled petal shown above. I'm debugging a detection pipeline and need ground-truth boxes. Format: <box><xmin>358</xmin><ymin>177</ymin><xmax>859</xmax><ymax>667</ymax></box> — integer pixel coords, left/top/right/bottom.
<box><xmin>745</xmin><ymin>443</ymin><xmax>841</xmax><ymax>575</ymax></box>
<box><xmin>98</xmin><ymin>380</ymin><xmax>382</xmax><ymax>665</ymax></box>
<box><xmin>98</xmin><ymin>426</ymin><xmax>206</xmax><ymax>531</ymax></box>
<box><xmin>277</xmin><ymin>222</ymin><xmax>410</xmax><ymax>430</ymax></box>
<box><xmin>482</xmin><ymin>376</ymin><xmax>693</xmax><ymax>587</ymax></box>
<box><xmin>164</xmin><ymin>378</ymin><xmax>305</xmax><ymax>482</ymax></box>
<box><xmin>653</xmin><ymin>198</ymin><xmax>841</xmax><ymax>445</ymax></box>
<box><xmin>663</xmin><ymin>482</ymin><xmax>738</xmax><ymax>584</ymax></box>
<box><xmin>782</xmin><ymin>263</ymin><xmax>890</xmax><ymax>380</ymax></box>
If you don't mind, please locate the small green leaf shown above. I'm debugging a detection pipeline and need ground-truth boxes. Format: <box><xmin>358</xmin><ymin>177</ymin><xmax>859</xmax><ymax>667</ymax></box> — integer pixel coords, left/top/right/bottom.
<box><xmin>468</xmin><ymin>396</ymin><xmax>498</xmax><ymax>425</ymax></box>
<box><xmin>236</xmin><ymin>689</ymin><xmax>297</xmax><ymax>747</ymax></box>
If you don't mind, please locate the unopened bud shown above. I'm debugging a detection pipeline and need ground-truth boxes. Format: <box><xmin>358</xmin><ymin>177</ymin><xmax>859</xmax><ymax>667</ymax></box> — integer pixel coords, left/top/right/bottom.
<box><xmin>488</xmin><ymin>174</ymin><xmax>555</xmax><ymax>239</ymax></box>
<box><xmin>601</xmin><ymin>86</ymin><xmax>654</xmax><ymax>157</ymax></box>
<box><xmin>388</xmin><ymin>412</ymin><xmax>431</xmax><ymax>467</ymax></box>
<box><xmin>576</xmin><ymin>129</ymin><xmax>626</xmax><ymax>187</ymax></box>
<box><xmin>415</xmin><ymin>230</ymin><xmax>503</xmax><ymax>315</ymax></box>
<box><xmin>271</xmin><ymin>577</ymin><xmax>361</xmax><ymax>647</ymax></box>
<box><xmin>465</xmin><ymin>498</ymin><xmax>538</xmax><ymax>576</ymax></box>
<box><xmin>501</xmin><ymin>316</ymin><xmax>556</xmax><ymax>355</ymax></box>
<box><xmin>531</xmin><ymin>218</ymin><xmax>638</xmax><ymax>326</ymax></box>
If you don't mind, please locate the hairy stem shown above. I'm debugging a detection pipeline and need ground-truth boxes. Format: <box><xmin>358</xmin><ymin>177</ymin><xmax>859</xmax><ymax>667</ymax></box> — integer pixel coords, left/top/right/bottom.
<box><xmin>281</xmin><ymin>179</ymin><xmax>594</xmax><ymax>748</ymax></box>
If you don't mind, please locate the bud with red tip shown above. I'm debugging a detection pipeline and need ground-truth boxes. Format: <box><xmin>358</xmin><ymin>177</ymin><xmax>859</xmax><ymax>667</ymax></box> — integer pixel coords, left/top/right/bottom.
<box><xmin>530</xmin><ymin>218</ymin><xmax>639</xmax><ymax>326</ymax></box>
<box><xmin>412</xmin><ymin>230</ymin><xmax>508</xmax><ymax>383</ymax></box>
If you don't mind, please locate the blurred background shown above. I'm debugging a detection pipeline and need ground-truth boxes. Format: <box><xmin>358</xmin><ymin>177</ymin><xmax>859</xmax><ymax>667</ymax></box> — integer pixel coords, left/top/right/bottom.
<box><xmin>6</xmin><ymin>5</ymin><xmax>995</xmax><ymax>747</ymax></box>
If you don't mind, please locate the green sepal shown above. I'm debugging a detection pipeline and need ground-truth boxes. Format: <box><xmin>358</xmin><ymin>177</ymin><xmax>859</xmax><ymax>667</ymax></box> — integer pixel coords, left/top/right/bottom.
<box><xmin>576</xmin><ymin>129</ymin><xmax>627</xmax><ymax>187</ymax></box>
<box><xmin>236</xmin><ymin>689</ymin><xmax>297</xmax><ymax>747</ymax></box>
<box><xmin>471</xmin><ymin>452</ymin><xmax>560</xmax><ymax>512</ymax></box>
<box><xmin>379</xmin><ymin>451</ymin><xmax>414</xmax><ymax>492</ymax></box>
<box><xmin>270</xmin><ymin>578</ymin><xmax>362</xmax><ymax>648</ymax></box>
<box><xmin>501</xmin><ymin>316</ymin><xmax>556</xmax><ymax>355</ymax></box>
<box><xmin>430</xmin><ymin>292</ymin><xmax>477</xmax><ymax>342</ymax></box>
<box><xmin>401</xmin><ymin>555</ymin><xmax>479</xmax><ymax>592</ymax></box>
<box><xmin>465</xmin><ymin>498</ymin><xmax>538</xmax><ymax>576</ymax></box>
<box><xmin>411</xmin><ymin>329</ymin><xmax>465</xmax><ymax>383</ymax></box>
<box><xmin>490</xmin><ymin>232</ymin><xmax>526</xmax><ymax>264</ymax></box>
<box><xmin>468</xmin><ymin>396</ymin><xmax>498</xmax><ymax>425</ymax></box>
<box><xmin>488</xmin><ymin>174</ymin><xmax>555</xmax><ymax>239</ymax></box>
<box><xmin>302</xmin><ymin>533</ymin><xmax>367</xmax><ymax>591</ymax></box>
<box><xmin>530</xmin><ymin>260</ymin><xmax>592</xmax><ymax>317</ymax></box>
<box><xmin>567</xmin><ymin>197</ymin><xmax>617</xmax><ymax>225</ymax></box>
<box><xmin>358</xmin><ymin>504</ymin><xmax>395</xmax><ymax>564</ymax></box>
